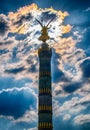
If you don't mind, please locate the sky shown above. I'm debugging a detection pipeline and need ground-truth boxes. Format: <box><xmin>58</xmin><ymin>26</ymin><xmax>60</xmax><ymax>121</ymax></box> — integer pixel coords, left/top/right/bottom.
<box><xmin>0</xmin><ymin>0</ymin><xmax>90</xmax><ymax>130</ymax></box>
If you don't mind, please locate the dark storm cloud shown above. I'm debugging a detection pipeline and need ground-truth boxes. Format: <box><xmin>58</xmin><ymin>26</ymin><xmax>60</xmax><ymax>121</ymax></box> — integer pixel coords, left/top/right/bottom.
<box><xmin>20</xmin><ymin>44</ymin><xmax>33</xmax><ymax>55</ymax></box>
<box><xmin>8</xmin><ymin>32</ymin><xmax>27</xmax><ymax>41</ymax></box>
<box><xmin>28</xmin><ymin>64</ymin><xmax>37</xmax><ymax>73</ymax></box>
<box><xmin>61</xmin><ymin>58</ymin><xmax>90</xmax><ymax>93</ymax></box>
<box><xmin>11</xmin><ymin>47</ymin><xmax>18</xmax><ymax>59</ymax></box>
<box><xmin>80</xmin><ymin>59</ymin><xmax>90</xmax><ymax>79</ymax></box>
<box><xmin>13</xmin><ymin>13</ymin><xmax>32</xmax><ymax>27</ymax></box>
<box><xmin>74</xmin><ymin>101</ymin><xmax>90</xmax><ymax>109</ymax></box>
<box><xmin>55</xmin><ymin>56</ymin><xmax>90</xmax><ymax>94</ymax></box>
<box><xmin>0</xmin><ymin>49</ymin><xmax>9</xmax><ymax>55</ymax></box>
<box><xmin>63</xmin><ymin>82</ymin><xmax>82</xmax><ymax>93</ymax></box>
<box><xmin>25</xmin><ymin>55</ymin><xmax>38</xmax><ymax>73</ymax></box>
<box><xmin>0</xmin><ymin>15</ymin><xmax>9</xmax><ymax>35</ymax></box>
<box><xmin>0</xmin><ymin>89</ymin><xmax>36</xmax><ymax>119</ymax></box>
<box><xmin>54</xmin><ymin>89</ymin><xmax>62</xmax><ymax>96</ymax></box>
<box><xmin>5</xmin><ymin>66</ymin><xmax>25</xmax><ymax>74</ymax></box>
<box><xmin>26</xmin><ymin>56</ymin><xmax>35</xmax><ymax>64</ymax></box>
<box><xmin>15</xmin><ymin>33</ymin><xmax>27</xmax><ymax>40</ymax></box>
<box><xmin>41</xmin><ymin>11</ymin><xmax>57</xmax><ymax>22</ymax></box>
<box><xmin>26</xmin><ymin>56</ymin><xmax>38</xmax><ymax>73</ymax></box>
<box><xmin>0</xmin><ymin>40</ymin><xmax>13</xmax><ymax>46</ymax></box>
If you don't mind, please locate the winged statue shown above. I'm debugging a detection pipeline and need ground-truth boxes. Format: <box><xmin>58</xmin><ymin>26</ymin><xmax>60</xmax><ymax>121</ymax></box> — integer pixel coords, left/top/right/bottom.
<box><xmin>36</xmin><ymin>17</ymin><xmax>55</xmax><ymax>43</ymax></box>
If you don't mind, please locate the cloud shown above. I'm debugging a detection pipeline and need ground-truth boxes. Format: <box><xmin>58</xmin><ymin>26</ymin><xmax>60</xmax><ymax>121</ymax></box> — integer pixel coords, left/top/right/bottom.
<box><xmin>5</xmin><ymin>66</ymin><xmax>25</xmax><ymax>74</ymax></box>
<box><xmin>8</xmin><ymin>4</ymin><xmax>38</xmax><ymax>34</ymax></box>
<box><xmin>0</xmin><ymin>114</ymin><xmax>37</xmax><ymax>130</ymax></box>
<box><xmin>0</xmin><ymin>40</ymin><xmax>13</xmax><ymax>46</ymax></box>
<box><xmin>0</xmin><ymin>3</ymin><xmax>90</xmax><ymax>130</ymax></box>
<box><xmin>27</xmin><ymin>128</ymin><xmax>37</xmax><ymax>130</ymax></box>
<box><xmin>8</xmin><ymin>3</ymin><xmax>71</xmax><ymax>43</ymax></box>
<box><xmin>0</xmin><ymin>48</ymin><xmax>9</xmax><ymax>55</ymax></box>
<box><xmin>13</xmin><ymin>13</ymin><xmax>32</xmax><ymax>27</ymax></box>
<box><xmin>0</xmin><ymin>77</ymin><xmax>32</xmax><ymax>90</ymax></box>
<box><xmin>52</xmin><ymin>48</ymin><xmax>86</xmax><ymax>87</ymax></box>
<box><xmin>73</xmin><ymin>114</ymin><xmax>90</xmax><ymax>125</ymax></box>
<box><xmin>54</xmin><ymin>37</ymin><xmax>76</xmax><ymax>56</ymax></box>
<box><xmin>8</xmin><ymin>3</ymin><xmax>38</xmax><ymax>34</ymax></box>
<box><xmin>0</xmin><ymin>87</ymin><xmax>37</xmax><ymax>119</ymax></box>
<box><xmin>0</xmin><ymin>39</ymin><xmax>39</xmax><ymax>80</ymax></box>
<box><xmin>63</xmin><ymin>114</ymin><xmax>71</xmax><ymax>120</ymax></box>
<box><xmin>0</xmin><ymin>14</ymin><xmax>9</xmax><ymax>36</ymax></box>
<box><xmin>63</xmin><ymin>81</ymin><xmax>82</xmax><ymax>93</ymax></box>
<box><xmin>0</xmin><ymin>116</ymin><xmax>14</xmax><ymax>130</ymax></box>
<box><xmin>74</xmin><ymin>81</ymin><xmax>90</xmax><ymax>97</ymax></box>
<box><xmin>15</xmin><ymin>110</ymin><xmax>37</xmax><ymax>123</ymax></box>
<box><xmin>80</xmin><ymin>59</ymin><xmax>90</xmax><ymax>79</ymax></box>
<box><xmin>64</xmin><ymin>49</ymin><xmax>86</xmax><ymax>66</ymax></box>
<box><xmin>53</xmin><ymin>90</ymin><xmax>90</xmax><ymax>120</ymax></box>
<box><xmin>0</xmin><ymin>4</ymin><xmax>76</xmax><ymax>83</ymax></box>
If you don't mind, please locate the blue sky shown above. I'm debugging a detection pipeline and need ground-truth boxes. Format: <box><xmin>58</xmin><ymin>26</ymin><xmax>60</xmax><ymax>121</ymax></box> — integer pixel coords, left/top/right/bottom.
<box><xmin>0</xmin><ymin>0</ymin><xmax>90</xmax><ymax>130</ymax></box>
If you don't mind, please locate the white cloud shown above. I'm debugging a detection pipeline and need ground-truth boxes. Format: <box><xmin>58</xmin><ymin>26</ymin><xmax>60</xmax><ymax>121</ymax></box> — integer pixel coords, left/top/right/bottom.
<box><xmin>63</xmin><ymin>114</ymin><xmax>71</xmax><ymax>120</ymax></box>
<box><xmin>73</xmin><ymin>114</ymin><xmax>90</xmax><ymax>125</ymax></box>
<box><xmin>53</xmin><ymin>94</ymin><xmax>90</xmax><ymax>120</ymax></box>
<box><xmin>0</xmin><ymin>115</ymin><xmax>14</xmax><ymax>120</ymax></box>
<box><xmin>75</xmin><ymin>81</ymin><xmax>90</xmax><ymax>96</ymax></box>
<box><xmin>0</xmin><ymin>87</ymin><xmax>37</xmax><ymax>99</ymax></box>
<box><xmin>14</xmin><ymin>110</ymin><xmax>37</xmax><ymax>123</ymax></box>
<box><xmin>53</xmin><ymin>82</ymin><xmax>69</xmax><ymax>98</ymax></box>
<box><xmin>27</xmin><ymin>127</ymin><xmax>37</xmax><ymax>130</ymax></box>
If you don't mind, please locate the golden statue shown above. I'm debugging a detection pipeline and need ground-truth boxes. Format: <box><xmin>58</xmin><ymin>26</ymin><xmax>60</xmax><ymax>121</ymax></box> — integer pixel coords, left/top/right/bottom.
<box><xmin>36</xmin><ymin>17</ymin><xmax>54</xmax><ymax>43</ymax></box>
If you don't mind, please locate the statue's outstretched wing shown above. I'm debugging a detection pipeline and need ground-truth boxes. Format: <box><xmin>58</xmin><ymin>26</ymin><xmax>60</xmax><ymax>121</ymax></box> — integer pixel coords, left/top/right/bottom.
<box><xmin>46</xmin><ymin>17</ymin><xmax>55</xmax><ymax>27</ymax></box>
<box><xmin>35</xmin><ymin>18</ymin><xmax>43</xmax><ymax>28</ymax></box>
